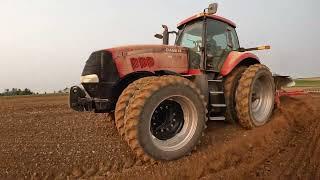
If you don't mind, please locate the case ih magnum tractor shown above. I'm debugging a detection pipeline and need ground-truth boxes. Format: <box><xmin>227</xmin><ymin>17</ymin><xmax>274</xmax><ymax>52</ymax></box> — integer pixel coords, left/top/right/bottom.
<box><xmin>70</xmin><ymin>4</ymin><xmax>275</xmax><ymax>162</ymax></box>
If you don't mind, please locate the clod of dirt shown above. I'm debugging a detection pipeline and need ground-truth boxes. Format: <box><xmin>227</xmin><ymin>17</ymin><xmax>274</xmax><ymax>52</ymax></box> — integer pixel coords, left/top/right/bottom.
<box><xmin>134</xmin><ymin>160</ymin><xmax>144</xmax><ymax>167</ymax></box>
<box><xmin>70</xmin><ymin>167</ymin><xmax>83</xmax><ymax>178</ymax></box>
<box><xmin>123</xmin><ymin>158</ymin><xmax>135</xmax><ymax>169</ymax></box>
<box><xmin>54</xmin><ymin>172</ymin><xmax>67</xmax><ymax>180</ymax></box>
<box><xmin>81</xmin><ymin>166</ymin><xmax>98</xmax><ymax>178</ymax></box>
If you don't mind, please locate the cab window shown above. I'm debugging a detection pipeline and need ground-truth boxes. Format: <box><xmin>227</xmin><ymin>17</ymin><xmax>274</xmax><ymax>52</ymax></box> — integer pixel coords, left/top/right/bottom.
<box><xmin>176</xmin><ymin>21</ymin><xmax>203</xmax><ymax>68</ymax></box>
<box><xmin>177</xmin><ymin>21</ymin><xmax>203</xmax><ymax>53</ymax></box>
<box><xmin>206</xmin><ymin>20</ymin><xmax>229</xmax><ymax>55</ymax></box>
<box><xmin>205</xmin><ymin>19</ymin><xmax>232</xmax><ymax>70</ymax></box>
<box><xmin>230</xmin><ymin>28</ymin><xmax>240</xmax><ymax>50</ymax></box>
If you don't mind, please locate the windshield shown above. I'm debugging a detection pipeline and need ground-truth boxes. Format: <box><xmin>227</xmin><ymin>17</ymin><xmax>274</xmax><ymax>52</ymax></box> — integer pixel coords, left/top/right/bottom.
<box><xmin>176</xmin><ymin>21</ymin><xmax>203</xmax><ymax>54</ymax></box>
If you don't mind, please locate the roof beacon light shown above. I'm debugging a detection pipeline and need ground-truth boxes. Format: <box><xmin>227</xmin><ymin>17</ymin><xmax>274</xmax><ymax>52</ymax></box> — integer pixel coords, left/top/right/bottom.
<box><xmin>207</xmin><ymin>3</ymin><xmax>218</xmax><ymax>15</ymax></box>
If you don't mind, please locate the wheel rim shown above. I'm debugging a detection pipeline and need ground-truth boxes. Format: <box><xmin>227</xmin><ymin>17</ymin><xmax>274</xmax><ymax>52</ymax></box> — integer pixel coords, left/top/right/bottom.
<box><xmin>250</xmin><ymin>74</ymin><xmax>274</xmax><ymax>123</ymax></box>
<box><xmin>150</xmin><ymin>100</ymin><xmax>184</xmax><ymax>140</ymax></box>
<box><xmin>149</xmin><ymin>95</ymin><xmax>198</xmax><ymax>151</ymax></box>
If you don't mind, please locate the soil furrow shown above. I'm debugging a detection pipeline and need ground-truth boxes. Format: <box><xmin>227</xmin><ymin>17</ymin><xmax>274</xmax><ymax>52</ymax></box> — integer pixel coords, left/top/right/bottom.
<box><xmin>0</xmin><ymin>95</ymin><xmax>319</xmax><ymax>179</ymax></box>
<box><xmin>292</xmin><ymin>121</ymin><xmax>320</xmax><ymax>179</ymax></box>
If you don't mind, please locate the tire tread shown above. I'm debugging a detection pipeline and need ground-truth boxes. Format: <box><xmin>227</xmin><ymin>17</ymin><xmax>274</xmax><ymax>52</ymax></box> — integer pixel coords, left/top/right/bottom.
<box><xmin>123</xmin><ymin>75</ymin><xmax>207</xmax><ymax>162</ymax></box>
<box><xmin>114</xmin><ymin>77</ymin><xmax>156</xmax><ymax>138</ymax></box>
<box><xmin>235</xmin><ymin>64</ymin><xmax>273</xmax><ymax>129</ymax></box>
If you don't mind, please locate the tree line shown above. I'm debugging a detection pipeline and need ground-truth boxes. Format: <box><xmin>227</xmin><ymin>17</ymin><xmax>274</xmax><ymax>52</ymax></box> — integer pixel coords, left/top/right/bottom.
<box><xmin>0</xmin><ymin>88</ymin><xmax>34</xmax><ymax>96</ymax></box>
<box><xmin>0</xmin><ymin>87</ymin><xmax>70</xmax><ymax>96</ymax></box>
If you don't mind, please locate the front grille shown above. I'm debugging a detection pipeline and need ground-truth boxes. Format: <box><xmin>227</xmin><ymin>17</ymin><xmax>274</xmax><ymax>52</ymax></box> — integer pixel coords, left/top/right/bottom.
<box><xmin>82</xmin><ymin>51</ymin><xmax>101</xmax><ymax>77</ymax></box>
<box><xmin>81</xmin><ymin>50</ymin><xmax>120</xmax><ymax>99</ymax></box>
<box><xmin>100</xmin><ymin>51</ymin><xmax>119</xmax><ymax>82</ymax></box>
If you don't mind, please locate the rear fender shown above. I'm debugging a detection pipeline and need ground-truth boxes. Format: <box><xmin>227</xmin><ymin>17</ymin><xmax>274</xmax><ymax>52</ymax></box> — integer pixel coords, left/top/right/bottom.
<box><xmin>220</xmin><ymin>51</ymin><xmax>260</xmax><ymax>76</ymax></box>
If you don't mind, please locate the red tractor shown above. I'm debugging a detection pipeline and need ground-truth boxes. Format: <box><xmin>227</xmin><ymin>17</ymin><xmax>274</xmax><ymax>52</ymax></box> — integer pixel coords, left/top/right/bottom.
<box><xmin>70</xmin><ymin>3</ymin><xmax>275</xmax><ymax>162</ymax></box>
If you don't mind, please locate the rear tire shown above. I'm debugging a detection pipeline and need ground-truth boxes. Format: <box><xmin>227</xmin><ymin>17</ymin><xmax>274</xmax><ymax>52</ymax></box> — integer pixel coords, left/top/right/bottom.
<box><xmin>236</xmin><ymin>64</ymin><xmax>275</xmax><ymax>129</ymax></box>
<box><xmin>114</xmin><ymin>77</ymin><xmax>156</xmax><ymax>138</ymax></box>
<box><xmin>124</xmin><ymin>76</ymin><xmax>207</xmax><ymax>161</ymax></box>
<box><xmin>224</xmin><ymin>66</ymin><xmax>246</xmax><ymax>123</ymax></box>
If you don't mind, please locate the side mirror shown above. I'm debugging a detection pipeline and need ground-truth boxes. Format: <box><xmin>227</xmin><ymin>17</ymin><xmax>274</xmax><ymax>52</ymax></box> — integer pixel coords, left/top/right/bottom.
<box><xmin>155</xmin><ymin>25</ymin><xmax>178</xmax><ymax>45</ymax></box>
<box><xmin>162</xmin><ymin>25</ymin><xmax>169</xmax><ymax>45</ymax></box>
<box><xmin>207</xmin><ymin>3</ymin><xmax>218</xmax><ymax>15</ymax></box>
<box><xmin>154</xmin><ymin>34</ymin><xmax>163</xmax><ymax>39</ymax></box>
<box><xmin>154</xmin><ymin>25</ymin><xmax>169</xmax><ymax>45</ymax></box>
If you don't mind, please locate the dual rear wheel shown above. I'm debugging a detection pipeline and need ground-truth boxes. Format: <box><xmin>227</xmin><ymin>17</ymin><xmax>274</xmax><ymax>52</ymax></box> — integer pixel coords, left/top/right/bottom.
<box><xmin>115</xmin><ymin>76</ymin><xmax>207</xmax><ymax>161</ymax></box>
<box><xmin>236</xmin><ymin>64</ymin><xmax>275</xmax><ymax>129</ymax></box>
<box><xmin>224</xmin><ymin>64</ymin><xmax>275</xmax><ymax>129</ymax></box>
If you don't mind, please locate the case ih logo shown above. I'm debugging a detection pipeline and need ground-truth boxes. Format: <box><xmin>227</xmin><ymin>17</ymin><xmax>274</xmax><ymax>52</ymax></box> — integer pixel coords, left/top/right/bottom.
<box><xmin>130</xmin><ymin>57</ymin><xmax>155</xmax><ymax>70</ymax></box>
<box><xmin>165</xmin><ymin>48</ymin><xmax>182</xmax><ymax>53</ymax></box>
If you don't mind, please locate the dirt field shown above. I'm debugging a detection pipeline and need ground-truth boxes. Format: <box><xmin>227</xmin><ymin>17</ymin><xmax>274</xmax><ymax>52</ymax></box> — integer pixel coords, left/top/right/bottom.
<box><xmin>0</xmin><ymin>94</ymin><xmax>319</xmax><ymax>179</ymax></box>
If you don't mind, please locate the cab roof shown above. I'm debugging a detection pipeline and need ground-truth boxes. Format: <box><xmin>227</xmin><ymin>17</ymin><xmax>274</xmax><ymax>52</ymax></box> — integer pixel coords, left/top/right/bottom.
<box><xmin>177</xmin><ymin>13</ymin><xmax>236</xmax><ymax>29</ymax></box>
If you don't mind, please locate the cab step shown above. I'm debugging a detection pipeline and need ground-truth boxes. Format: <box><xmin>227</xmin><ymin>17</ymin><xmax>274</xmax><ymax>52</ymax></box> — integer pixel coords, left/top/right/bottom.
<box><xmin>208</xmin><ymin>79</ymin><xmax>223</xmax><ymax>83</ymax></box>
<box><xmin>209</xmin><ymin>91</ymin><xmax>224</xmax><ymax>95</ymax></box>
<box><xmin>209</xmin><ymin>116</ymin><xmax>226</xmax><ymax>121</ymax></box>
<box><xmin>211</xmin><ymin>103</ymin><xmax>227</xmax><ymax>107</ymax></box>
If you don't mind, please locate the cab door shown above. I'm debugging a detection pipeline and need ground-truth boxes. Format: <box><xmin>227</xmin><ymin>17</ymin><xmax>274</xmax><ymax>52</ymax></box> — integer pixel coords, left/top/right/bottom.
<box><xmin>205</xmin><ymin>19</ymin><xmax>239</xmax><ymax>72</ymax></box>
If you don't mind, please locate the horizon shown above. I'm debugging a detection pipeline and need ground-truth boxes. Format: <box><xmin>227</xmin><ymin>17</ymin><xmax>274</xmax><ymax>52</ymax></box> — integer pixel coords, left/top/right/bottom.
<box><xmin>1</xmin><ymin>0</ymin><xmax>320</xmax><ymax>92</ymax></box>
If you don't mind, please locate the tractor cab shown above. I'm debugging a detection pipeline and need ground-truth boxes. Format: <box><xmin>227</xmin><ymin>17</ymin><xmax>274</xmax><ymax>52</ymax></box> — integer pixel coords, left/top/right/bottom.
<box><xmin>156</xmin><ymin>3</ymin><xmax>239</xmax><ymax>72</ymax></box>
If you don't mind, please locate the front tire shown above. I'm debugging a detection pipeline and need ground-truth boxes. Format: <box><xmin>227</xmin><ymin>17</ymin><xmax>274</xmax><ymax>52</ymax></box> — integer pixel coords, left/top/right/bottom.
<box><xmin>114</xmin><ymin>77</ymin><xmax>156</xmax><ymax>138</ymax></box>
<box><xmin>124</xmin><ymin>76</ymin><xmax>207</xmax><ymax>161</ymax></box>
<box><xmin>236</xmin><ymin>64</ymin><xmax>275</xmax><ymax>129</ymax></box>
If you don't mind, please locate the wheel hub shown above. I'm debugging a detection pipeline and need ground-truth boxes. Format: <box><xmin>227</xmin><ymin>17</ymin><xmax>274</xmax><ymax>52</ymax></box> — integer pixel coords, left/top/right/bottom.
<box><xmin>150</xmin><ymin>100</ymin><xmax>184</xmax><ymax>140</ymax></box>
<box><xmin>250</xmin><ymin>75</ymin><xmax>274</xmax><ymax>123</ymax></box>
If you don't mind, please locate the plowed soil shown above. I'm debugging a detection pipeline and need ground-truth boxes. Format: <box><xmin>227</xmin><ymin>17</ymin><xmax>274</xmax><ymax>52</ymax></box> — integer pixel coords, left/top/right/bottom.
<box><xmin>0</xmin><ymin>94</ymin><xmax>319</xmax><ymax>179</ymax></box>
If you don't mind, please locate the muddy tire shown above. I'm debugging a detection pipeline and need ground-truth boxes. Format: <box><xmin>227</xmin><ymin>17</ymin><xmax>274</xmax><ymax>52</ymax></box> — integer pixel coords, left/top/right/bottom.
<box><xmin>236</xmin><ymin>64</ymin><xmax>275</xmax><ymax>129</ymax></box>
<box><xmin>114</xmin><ymin>76</ymin><xmax>156</xmax><ymax>138</ymax></box>
<box><xmin>124</xmin><ymin>75</ymin><xmax>207</xmax><ymax>161</ymax></box>
<box><xmin>224</xmin><ymin>66</ymin><xmax>246</xmax><ymax>123</ymax></box>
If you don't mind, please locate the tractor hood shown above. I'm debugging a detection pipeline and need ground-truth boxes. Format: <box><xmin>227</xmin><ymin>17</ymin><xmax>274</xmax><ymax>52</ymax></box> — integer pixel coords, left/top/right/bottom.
<box><xmin>106</xmin><ymin>45</ymin><xmax>190</xmax><ymax>77</ymax></box>
<box><xmin>81</xmin><ymin>44</ymin><xmax>191</xmax><ymax>98</ymax></box>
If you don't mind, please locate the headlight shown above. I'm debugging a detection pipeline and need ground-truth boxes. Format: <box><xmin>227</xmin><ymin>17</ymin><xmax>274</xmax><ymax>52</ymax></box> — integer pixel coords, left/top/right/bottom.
<box><xmin>80</xmin><ymin>74</ymin><xmax>99</xmax><ymax>83</ymax></box>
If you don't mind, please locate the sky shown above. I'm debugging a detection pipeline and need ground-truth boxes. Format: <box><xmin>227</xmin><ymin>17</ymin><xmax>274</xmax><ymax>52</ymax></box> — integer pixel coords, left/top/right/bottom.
<box><xmin>0</xmin><ymin>0</ymin><xmax>319</xmax><ymax>92</ymax></box>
